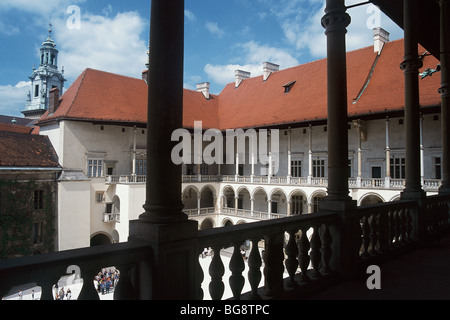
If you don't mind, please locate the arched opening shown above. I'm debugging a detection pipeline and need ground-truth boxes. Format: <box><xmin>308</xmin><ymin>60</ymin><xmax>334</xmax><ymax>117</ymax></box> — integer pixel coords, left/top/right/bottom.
<box><xmin>223</xmin><ymin>219</ymin><xmax>234</xmax><ymax>227</ymax></box>
<box><xmin>223</xmin><ymin>186</ymin><xmax>235</xmax><ymax>209</ymax></box>
<box><xmin>200</xmin><ymin>186</ymin><xmax>215</xmax><ymax>209</ymax></box>
<box><xmin>200</xmin><ymin>218</ymin><xmax>214</xmax><ymax>230</ymax></box>
<box><xmin>360</xmin><ymin>194</ymin><xmax>384</xmax><ymax>206</ymax></box>
<box><xmin>311</xmin><ymin>191</ymin><xmax>326</xmax><ymax>213</ymax></box>
<box><xmin>90</xmin><ymin>234</ymin><xmax>112</xmax><ymax>247</ymax></box>
<box><xmin>237</xmin><ymin>187</ymin><xmax>251</xmax><ymax>210</ymax></box>
<box><xmin>182</xmin><ymin>186</ymin><xmax>199</xmax><ymax>211</ymax></box>
<box><xmin>270</xmin><ymin>189</ymin><xmax>287</xmax><ymax>215</ymax></box>
<box><xmin>252</xmin><ymin>188</ymin><xmax>268</xmax><ymax>213</ymax></box>
<box><xmin>290</xmin><ymin>190</ymin><xmax>307</xmax><ymax>215</ymax></box>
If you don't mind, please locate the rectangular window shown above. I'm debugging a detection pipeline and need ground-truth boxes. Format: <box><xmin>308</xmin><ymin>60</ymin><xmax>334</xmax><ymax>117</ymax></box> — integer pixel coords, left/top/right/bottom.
<box><xmin>435</xmin><ymin>157</ymin><xmax>442</xmax><ymax>180</ymax></box>
<box><xmin>35</xmin><ymin>84</ymin><xmax>40</xmax><ymax>98</ymax></box>
<box><xmin>88</xmin><ymin>159</ymin><xmax>104</xmax><ymax>178</ymax></box>
<box><xmin>96</xmin><ymin>192</ymin><xmax>104</xmax><ymax>203</ymax></box>
<box><xmin>390</xmin><ymin>157</ymin><xmax>406</xmax><ymax>179</ymax></box>
<box><xmin>271</xmin><ymin>202</ymin><xmax>278</xmax><ymax>214</ymax></box>
<box><xmin>291</xmin><ymin>160</ymin><xmax>302</xmax><ymax>178</ymax></box>
<box><xmin>291</xmin><ymin>195</ymin><xmax>303</xmax><ymax>215</ymax></box>
<box><xmin>372</xmin><ymin>166</ymin><xmax>382</xmax><ymax>179</ymax></box>
<box><xmin>136</xmin><ymin>159</ymin><xmax>147</xmax><ymax>175</ymax></box>
<box><xmin>33</xmin><ymin>222</ymin><xmax>43</xmax><ymax>244</ymax></box>
<box><xmin>313</xmin><ymin>159</ymin><xmax>325</xmax><ymax>178</ymax></box>
<box><xmin>34</xmin><ymin>190</ymin><xmax>44</xmax><ymax>210</ymax></box>
<box><xmin>348</xmin><ymin>159</ymin><xmax>352</xmax><ymax>178</ymax></box>
<box><xmin>105</xmin><ymin>203</ymin><xmax>113</xmax><ymax>214</ymax></box>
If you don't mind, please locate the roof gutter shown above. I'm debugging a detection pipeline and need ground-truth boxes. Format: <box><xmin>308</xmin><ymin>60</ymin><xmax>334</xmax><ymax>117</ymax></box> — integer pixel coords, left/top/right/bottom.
<box><xmin>0</xmin><ymin>167</ymin><xmax>63</xmax><ymax>172</ymax></box>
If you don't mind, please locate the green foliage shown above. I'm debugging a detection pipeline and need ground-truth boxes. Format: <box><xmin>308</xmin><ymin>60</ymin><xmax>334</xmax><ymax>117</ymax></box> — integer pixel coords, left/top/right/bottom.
<box><xmin>0</xmin><ymin>179</ymin><xmax>56</xmax><ymax>260</ymax></box>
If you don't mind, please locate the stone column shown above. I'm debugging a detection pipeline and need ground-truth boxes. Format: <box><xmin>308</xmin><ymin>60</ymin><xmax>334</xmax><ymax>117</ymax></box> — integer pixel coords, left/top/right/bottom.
<box><xmin>308</xmin><ymin>125</ymin><xmax>313</xmax><ymax>184</ymax></box>
<box><xmin>385</xmin><ymin>117</ymin><xmax>391</xmax><ymax>188</ymax></box>
<box><xmin>400</xmin><ymin>0</ymin><xmax>426</xmax><ymax>243</ymax></box>
<box><xmin>129</xmin><ymin>0</ymin><xmax>198</xmax><ymax>300</ymax></box>
<box><xmin>400</xmin><ymin>0</ymin><xmax>424</xmax><ymax>196</ymax></box>
<box><xmin>439</xmin><ymin>0</ymin><xmax>450</xmax><ymax>194</ymax></box>
<box><xmin>320</xmin><ymin>0</ymin><xmax>354</xmax><ymax>206</ymax></box>
<box><xmin>320</xmin><ymin>0</ymin><xmax>358</xmax><ymax>278</ymax></box>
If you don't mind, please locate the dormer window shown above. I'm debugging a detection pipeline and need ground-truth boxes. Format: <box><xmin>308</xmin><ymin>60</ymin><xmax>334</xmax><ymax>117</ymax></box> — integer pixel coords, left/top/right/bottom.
<box><xmin>283</xmin><ymin>81</ymin><xmax>296</xmax><ymax>93</ymax></box>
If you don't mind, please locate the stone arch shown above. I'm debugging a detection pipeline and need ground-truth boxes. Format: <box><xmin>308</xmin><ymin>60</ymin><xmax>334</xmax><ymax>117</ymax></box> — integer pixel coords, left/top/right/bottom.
<box><xmin>200</xmin><ymin>218</ymin><xmax>215</xmax><ymax>230</ymax></box>
<box><xmin>236</xmin><ymin>220</ymin><xmax>247</xmax><ymax>225</ymax></box>
<box><xmin>310</xmin><ymin>190</ymin><xmax>327</xmax><ymax>213</ymax></box>
<box><xmin>90</xmin><ymin>232</ymin><xmax>113</xmax><ymax>247</ymax></box>
<box><xmin>200</xmin><ymin>185</ymin><xmax>215</xmax><ymax>208</ymax></box>
<box><xmin>222</xmin><ymin>185</ymin><xmax>236</xmax><ymax>208</ymax></box>
<box><xmin>222</xmin><ymin>219</ymin><xmax>234</xmax><ymax>227</ymax></box>
<box><xmin>269</xmin><ymin>188</ymin><xmax>287</xmax><ymax>214</ymax></box>
<box><xmin>389</xmin><ymin>195</ymin><xmax>401</xmax><ymax>202</ymax></box>
<box><xmin>112</xmin><ymin>195</ymin><xmax>120</xmax><ymax>214</ymax></box>
<box><xmin>252</xmin><ymin>187</ymin><xmax>268</xmax><ymax>213</ymax></box>
<box><xmin>236</xmin><ymin>186</ymin><xmax>251</xmax><ymax>210</ymax></box>
<box><xmin>289</xmin><ymin>189</ymin><xmax>308</xmax><ymax>215</ymax></box>
<box><xmin>182</xmin><ymin>185</ymin><xmax>200</xmax><ymax>210</ymax></box>
<box><xmin>359</xmin><ymin>193</ymin><xmax>385</xmax><ymax>206</ymax></box>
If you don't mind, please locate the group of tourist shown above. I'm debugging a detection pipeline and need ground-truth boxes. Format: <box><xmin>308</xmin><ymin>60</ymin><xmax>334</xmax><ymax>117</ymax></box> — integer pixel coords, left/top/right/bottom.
<box><xmin>94</xmin><ymin>268</ymin><xmax>120</xmax><ymax>295</ymax></box>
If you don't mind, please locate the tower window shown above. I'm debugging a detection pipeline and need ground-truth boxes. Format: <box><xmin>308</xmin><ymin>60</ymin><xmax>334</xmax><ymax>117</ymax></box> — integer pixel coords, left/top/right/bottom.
<box><xmin>35</xmin><ymin>85</ymin><xmax>40</xmax><ymax>97</ymax></box>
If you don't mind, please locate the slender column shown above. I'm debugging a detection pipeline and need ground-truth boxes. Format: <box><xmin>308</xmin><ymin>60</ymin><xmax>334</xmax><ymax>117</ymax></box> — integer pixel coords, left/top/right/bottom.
<box><xmin>197</xmin><ymin>196</ymin><xmax>201</xmax><ymax>215</ymax></box>
<box><xmin>250</xmin><ymin>197</ymin><xmax>254</xmax><ymax>216</ymax></box>
<box><xmin>287</xmin><ymin>129</ymin><xmax>292</xmax><ymax>182</ymax></box>
<box><xmin>321</xmin><ymin>0</ymin><xmax>352</xmax><ymax>203</ymax></box>
<box><xmin>356</xmin><ymin>120</ymin><xmax>362</xmax><ymax>187</ymax></box>
<box><xmin>385</xmin><ymin>117</ymin><xmax>391</xmax><ymax>188</ymax></box>
<box><xmin>420</xmin><ymin>114</ymin><xmax>424</xmax><ymax>186</ymax></box>
<box><xmin>132</xmin><ymin>126</ymin><xmax>137</xmax><ymax>177</ymax></box>
<box><xmin>235</xmin><ymin>153</ymin><xmax>239</xmax><ymax>181</ymax></box>
<box><xmin>140</xmin><ymin>0</ymin><xmax>187</xmax><ymax>223</ymax></box>
<box><xmin>308</xmin><ymin>125</ymin><xmax>313</xmax><ymax>184</ymax></box>
<box><xmin>439</xmin><ymin>0</ymin><xmax>450</xmax><ymax>194</ymax></box>
<box><xmin>400</xmin><ymin>0</ymin><xmax>423</xmax><ymax>195</ymax></box>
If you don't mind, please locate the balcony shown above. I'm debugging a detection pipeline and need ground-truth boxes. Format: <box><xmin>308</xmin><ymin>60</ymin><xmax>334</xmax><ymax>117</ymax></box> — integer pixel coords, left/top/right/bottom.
<box><xmin>106</xmin><ymin>174</ymin><xmax>442</xmax><ymax>193</ymax></box>
<box><xmin>1</xmin><ymin>193</ymin><xmax>448</xmax><ymax>301</ymax></box>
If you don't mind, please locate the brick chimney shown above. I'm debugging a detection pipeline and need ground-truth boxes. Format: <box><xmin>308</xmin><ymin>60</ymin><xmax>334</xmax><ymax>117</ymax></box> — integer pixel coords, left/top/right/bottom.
<box><xmin>196</xmin><ymin>82</ymin><xmax>210</xmax><ymax>100</ymax></box>
<box><xmin>48</xmin><ymin>87</ymin><xmax>60</xmax><ymax>114</ymax></box>
<box><xmin>263</xmin><ymin>62</ymin><xmax>279</xmax><ymax>81</ymax></box>
<box><xmin>373</xmin><ymin>27</ymin><xmax>389</xmax><ymax>54</ymax></box>
<box><xmin>235</xmin><ymin>70</ymin><xmax>251</xmax><ymax>88</ymax></box>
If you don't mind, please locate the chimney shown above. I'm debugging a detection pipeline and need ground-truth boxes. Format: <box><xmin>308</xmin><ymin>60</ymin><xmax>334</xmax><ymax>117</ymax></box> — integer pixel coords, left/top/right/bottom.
<box><xmin>142</xmin><ymin>69</ymin><xmax>149</xmax><ymax>83</ymax></box>
<box><xmin>48</xmin><ymin>87</ymin><xmax>60</xmax><ymax>114</ymax></box>
<box><xmin>373</xmin><ymin>27</ymin><xmax>390</xmax><ymax>54</ymax></box>
<box><xmin>235</xmin><ymin>70</ymin><xmax>251</xmax><ymax>88</ymax></box>
<box><xmin>263</xmin><ymin>62</ymin><xmax>279</xmax><ymax>81</ymax></box>
<box><xmin>196</xmin><ymin>82</ymin><xmax>210</xmax><ymax>100</ymax></box>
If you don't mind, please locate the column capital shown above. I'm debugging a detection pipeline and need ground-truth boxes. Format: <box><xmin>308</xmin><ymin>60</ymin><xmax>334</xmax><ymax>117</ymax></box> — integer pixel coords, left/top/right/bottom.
<box><xmin>321</xmin><ymin>0</ymin><xmax>350</xmax><ymax>34</ymax></box>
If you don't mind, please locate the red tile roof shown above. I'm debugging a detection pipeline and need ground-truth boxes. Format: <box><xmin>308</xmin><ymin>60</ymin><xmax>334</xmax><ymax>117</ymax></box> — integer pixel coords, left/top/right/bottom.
<box><xmin>36</xmin><ymin>39</ymin><xmax>441</xmax><ymax>130</ymax></box>
<box><xmin>0</xmin><ymin>131</ymin><xmax>60</xmax><ymax>168</ymax></box>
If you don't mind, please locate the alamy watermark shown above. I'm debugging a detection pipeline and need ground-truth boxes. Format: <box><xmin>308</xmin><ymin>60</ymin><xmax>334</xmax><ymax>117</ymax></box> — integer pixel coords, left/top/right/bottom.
<box><xmin>67</xmin><ymin>5</ymin><xmax>81</xmax><ymax>30</ymax></box>
<box><xmin>171</xmin><ymin>121</ymin><xmax>280</xmax><ymax>175</ymax></box>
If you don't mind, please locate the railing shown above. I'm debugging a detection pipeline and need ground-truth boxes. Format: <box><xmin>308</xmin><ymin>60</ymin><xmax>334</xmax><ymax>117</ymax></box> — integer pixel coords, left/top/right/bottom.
<box><xmin>106</xmin><ymin>174</ymin><xmax>442</xmax><ymax>192</ymax></box>
<box><xmin>0</xmin><ymin>242</ymin><xmax>152</xmax><ymax>300</ymax></box>
<box><xmin>195</xmin><ymin>211</ymin><xmax>340</xmax><ymax>300</ymax></box>
<box><xmin>103</xmin><ymin>213</ymin><xmax>120</xmax><ymax>223</ymax></box>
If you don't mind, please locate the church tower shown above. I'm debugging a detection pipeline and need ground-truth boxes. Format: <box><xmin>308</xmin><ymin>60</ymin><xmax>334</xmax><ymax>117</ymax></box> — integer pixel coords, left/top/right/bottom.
<box><xmin>22</xmin><ymin>24</ymin><xmax>66</xmax><ymax>119</ymax></box>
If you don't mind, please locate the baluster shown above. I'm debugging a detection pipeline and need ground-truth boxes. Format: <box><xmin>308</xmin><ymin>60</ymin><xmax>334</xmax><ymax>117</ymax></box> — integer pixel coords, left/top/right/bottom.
<box><xmin>369</xmin><ymin>212</ymin><xmax>379</xmax><ymax>255</ymax></box>
<box><xmin>78</xmin><ymin>269</ymin><xmax>100</xmax><ymax>300</ymax></box>
<box><xmin>284</xmin><ymin>230</ymin><xmax>299</xmax><ymax>287</ymax></box>
<box><xmin>297</xmin><ymin>228</ymin><xmax>311</xmax><ymax>282</ymax></box>
<box><xmin>405</xmin><ymin>207</ymin><xmax>413</xmax><ymax>242</ymax></box>
<box><xmin>195</xmin><ymin>247</ymin><xmax>205</xmax><ymax>300</ymax></box>
<box><xmin>377</xmin><ymin>211</ymin><xmax>389</xmax><ymax>254</ymax></box>
<box><xmin>320</xmin><ymin>223</ymin><xmax>333</xmax><ymax>274</ymax></box>
<box><xmin>388</xmin><ymin>210</ymin><xmax>396</xmax><ymax>249</ymax></box>
<box><xmin>229</xmin><ymin>243</ymin><xmax>245</xmax><ymax>300</ymax></box>
<box><xmin>263</xmin><ymin>234</ymin><xmax>284</xmax><ymax>298</ymax></box>
<box><xmin>209</xmin><ymin>245</ymin><xmax>225</xmax><ymax>300</ymax></box>
<box><xmin>360</xmin><ymin>215</ymin><xmax>371</xmax><ymax>258</ymax></box>
<box><xmin>309</xmin><ymin>225</ymin><xmax>322</xmax><ymax>278</ymax></box>
<box><xmin>394</xmin><ymin>209</ymin><xmax>401</xmax><ymax>246</ymax></box>
<box><xmin>113</xmin><ymin>264</ymin><xmax>136</xmax><ymax>300</ymax></box>
<box><xmin>247</xmin><ymin>238</ymin><xmax>262</xmax><ymax>299</ymax></box>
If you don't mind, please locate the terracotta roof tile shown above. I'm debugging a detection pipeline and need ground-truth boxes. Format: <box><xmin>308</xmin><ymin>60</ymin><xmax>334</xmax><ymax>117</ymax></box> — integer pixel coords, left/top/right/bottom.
<box><xmin>36</xmin><ymin>39</ymin><xmax>441</xmax><ymax>131</ymax></box>
<box><xmin>0</xmin><ymin>131</ymin><xmax>60</xmax><ymax>168</ymax></box>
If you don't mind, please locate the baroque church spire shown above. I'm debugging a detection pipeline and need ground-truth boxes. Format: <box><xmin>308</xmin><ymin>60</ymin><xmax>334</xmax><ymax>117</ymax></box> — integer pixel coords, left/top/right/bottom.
<box><xmin>22</xmin><ymin>24</ymin><xmax>66</xmax><ymax>119</ymax></box>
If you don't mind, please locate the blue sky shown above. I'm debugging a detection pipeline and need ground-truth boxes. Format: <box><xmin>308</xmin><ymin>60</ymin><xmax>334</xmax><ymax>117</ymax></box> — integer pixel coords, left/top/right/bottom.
<box><xmin>0</xmin><ymin>0</ymin><xmax>403</xmax><ymax>117</ymax></box>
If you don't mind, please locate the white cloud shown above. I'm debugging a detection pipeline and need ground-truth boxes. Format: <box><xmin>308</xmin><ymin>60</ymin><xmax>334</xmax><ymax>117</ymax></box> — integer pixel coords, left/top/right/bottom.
<box><xmin>206</xmin><ymin>21</ymin><xmax>225</xmax><ymax>38</ymax></box>
<box><xmin>53</xmin><ymin>11</ymin><xmax>148</xmax><ymax>83</ymax></box>
<box><xmin>204</xmin><ymin>41</ymin><xmax>298</xmax><ymax>86</ymax></box>
<box><xmin>0</xmin><ymin>0</ymin><xmax>85</xmax><ymax>18</ymax></box>
<box><xmin>185</xmin><ymin>10</ymin><xmax>196</xmax><ymax>22</ymax></box>
<box><xmin>0</xmin><ymin>81</ymin><xmax>31</xmax><ymax>116</ymax></box>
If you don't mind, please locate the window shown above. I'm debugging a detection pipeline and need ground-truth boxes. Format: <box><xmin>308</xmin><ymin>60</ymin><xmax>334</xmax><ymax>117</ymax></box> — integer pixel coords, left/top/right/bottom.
<box><xmin>136</xmin><ymin>159</ymin><xmax>147</xmax><ymax>175</ymax></box>
<box><xmin>291</xmin><ymin>160</ymin><xmax>302</xmax><ymax>178</ymax></box>
<box><xmin>348</xmin><ymin>159</ymin><xmax>352</xmax><ymax>178</ymax></box>
<box><xmin>238</xmin><ymin>165</ymin><xmax>244</xmax><ymax>176</ymax></box>
<box><xmin>313</xmin><ymin>196</ymin><xmax>324</xmax><ymax>213</ymax></box>
<box><xmin>283</xmin><ymin>81</ymin><xmax>296</xmax><ymax>93</ymax></box>
<box><xmin>435</xmin><ymin>157</ymin><xmax>442</xmax><ymax>179</ymax></box>
<box><xmin>34</xmin><ymin>84</ymin><xmax>40</xmax><ymax>98</ymax></box>
<box><xmin>201</xmin><ymin>163</ymin><xmax>209</xmax><ymax>176</ymax></box>
<box><xmin>34</xmin><ymin>190</ymin><xmax>44</xmax><ymax>210</ymax></box>
<box><xmin>88</xmin><ymin>159</ymin><xmax>104</xmax><ymax>178</ymax></box>
<box><xmin>271</xmin><ymin>201</ymin><xmax>278</xmax><ymax>214</ymax></box>
<box><xmin>33</xmin><ymin>222</ymin><xmax>43</xmax><ymax>244</ymax></box>
<box><xmin>291</xmin><ymin>195</ymin><xmax>303</xmax><ymax>215</ymax></box>
<box><xmin>96</xmin><ymin>192</ymin><xmax>104</xmax><ymax>203</ymax></box>
<box><xmin>313</xmin><ymin>159</ymin><xmax>325</xmax><ymax>178</ymax></box>
<box><xmin>105</xmin><ymin>203</ymin><xmax>113</xmax><ymax>214</ymax></box>
<box><xmin>390</xmin><ymin>157</ymin><xmax>406</xmax><ymax>179</ymax></box>
<box><xmin>372</xmin><ymin>167</ymin><xmax>382</xmax><ymax>179</ymax></box>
